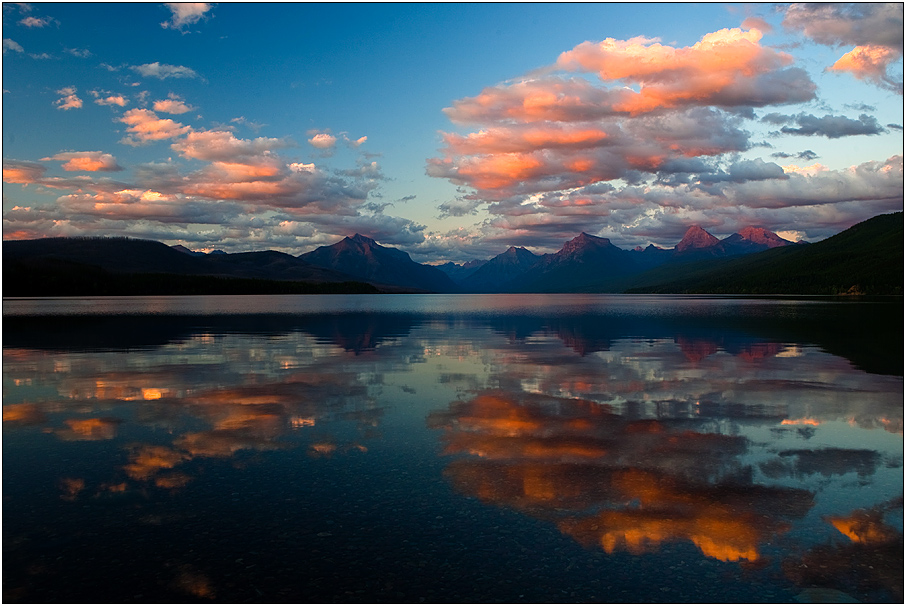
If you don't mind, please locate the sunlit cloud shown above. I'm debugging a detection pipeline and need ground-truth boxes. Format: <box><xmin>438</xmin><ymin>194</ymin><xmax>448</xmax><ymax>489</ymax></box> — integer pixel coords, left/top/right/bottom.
<box><xmin>93</xmin><ymin>93</ymin><xmax>128</xmax><ymax>107</ymax></box>
<box><xmin>54</xmin><ymin>86</ymin><xmax>82</xmax><ymax>110</ymax></box>
<box><xmin>171</xmin><ymin>129</ymin><xmax>292</xmax><ymax>161</ymax></box>
<box><xmin>119</xmin><ymin>108</ymin><xmax>191</xmax><ymax>146</ymax></box>
<box><xmin>161</xmin><ymin>2</ymin><xmax>213</xmax><ymax>31</ymax></box>
<box><xmin>42</xmin><ymin>151</ymin><xmax>124</xmax><ymax>172</ymax></box>
<box><xmin>153</xmin><ymin>93</ymin><xmax>193</xmax><ymax>114</ymax></box>
<box><xmin>2</xmin><ymin>159</ymin><xmax>47</xmax><ymax>184</ymax></box>
<box><xmin>308</xmin><ymin>132</ymin><xmax>337</xmax><ymax>149</ymax></box>
<box><xmin>783</xmin><ymin>3</ymin><xmax>904</xmax><ymax>93</ymax></box>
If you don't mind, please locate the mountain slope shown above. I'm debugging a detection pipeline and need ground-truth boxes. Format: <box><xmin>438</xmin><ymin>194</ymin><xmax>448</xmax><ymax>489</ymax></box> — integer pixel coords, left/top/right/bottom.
<box><xmin>3</xmin><ymin>237</ymin><xmax>358</xmax><ymax>283</ymax></box>
<box><xmin>509</xmin><ymin>233</ymin><xmax>639</xmax><ymax>292</ymax></box>
<box><xmin>625</xmin><ymin>212</ymin><xmax>903</xmax><ymax>295</ymax></box>
<box><xmin>299</xmin><ymin>234</ymin><xmax>459</xmax><ymax>293</ymax></box>
<box><xmin>460</xmin><ymin>246</ymin><xmax>540</xmax><ymax>292</ymax></box>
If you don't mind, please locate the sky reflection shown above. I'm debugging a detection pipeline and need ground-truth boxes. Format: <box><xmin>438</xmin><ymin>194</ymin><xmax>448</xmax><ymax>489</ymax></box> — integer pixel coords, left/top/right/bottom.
<box><xmin>3</xmin><ymin>300</ymin><xmax>902</xmax><ymax>602</ymax></box>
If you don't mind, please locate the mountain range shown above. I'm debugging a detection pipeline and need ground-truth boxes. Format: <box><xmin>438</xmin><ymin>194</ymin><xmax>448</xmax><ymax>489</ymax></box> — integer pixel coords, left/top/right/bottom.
<box><xmin>3</xmin><ymin>213</ymin><xmax>902</xmax><ymax>296</ymax></box>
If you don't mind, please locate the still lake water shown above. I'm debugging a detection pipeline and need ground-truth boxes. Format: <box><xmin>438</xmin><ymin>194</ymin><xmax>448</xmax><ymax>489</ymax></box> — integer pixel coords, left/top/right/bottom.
<box><xmin>3</xmin><ymin>294</ymin><xmax>903</xmax><ymax>603</ymax></box>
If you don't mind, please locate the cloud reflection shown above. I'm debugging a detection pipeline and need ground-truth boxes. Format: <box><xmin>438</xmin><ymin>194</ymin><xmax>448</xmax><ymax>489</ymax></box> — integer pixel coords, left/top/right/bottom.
<box><xmin>430</xmin><ymin>390</ymin><xmax>814</xmax><ymax>562</ymax></box>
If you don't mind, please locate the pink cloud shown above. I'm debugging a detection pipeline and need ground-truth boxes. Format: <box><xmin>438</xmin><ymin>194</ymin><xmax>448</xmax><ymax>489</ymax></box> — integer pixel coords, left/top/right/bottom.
<box><xmin>2</xmin><ymin>159</ymin><xmax>46</xmax><ymax>184</ymax></box>
<box><xmin>783</xmin><ymin>3</ymin><xmax>903</xmax><ymax>92</ymax></box>
<box><xmin>171</xmin><ymin>130</ymin><xmax>292</xmax><ymax>161</ymax></box>
<box><xmin>153</xmin><ymin>94</ymin><xmax>193</xmax><ymax>114</ymax></box>
<box><xmin>119</xmin><ymin>109</ymin><xmax>191</xmax><ymax>146</ymax></box>
<box><xmin>555</xmin><ymin>28</ymin><xmax>813</xmax><ymax>114</ymax></box>
<box><xmin>55</xmin><ymin>86</ymin><xmax>83</xmax><ymax>110</ymax></box>
<box><xmin>42</xmin><ymin>151</ymin><xmax>123</xmax><ymax>172</ymax></box>
<box><xmin>95</xmin><ymin>95</ymin><xmax>128</xmax><ymax>107</ymax></box>
<box><xmin>830</xmin><ymin>45</ymin><xmax>903</xmax><ymax>90</ymax></box>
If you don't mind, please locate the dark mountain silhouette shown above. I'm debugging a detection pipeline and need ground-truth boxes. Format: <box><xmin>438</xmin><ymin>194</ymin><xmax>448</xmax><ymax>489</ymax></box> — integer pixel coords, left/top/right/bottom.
<box><xmin>508</xmin><ymin>233</ymin><xmax>640</xmax><ymax>292</ymax></box>
<box><xmin>436</xmin><ymin>259</ymin><xmax>486</xmax><ymax>283</ymax></box>
<box><xmin>627</xmin><ymin>244</ymin><xmax>673</xmax><ymax>271</ymax></box>
<box><xmin>460</xmin><ymin>246</ymin><xmax>540</xmax><ymax>292</ymax></box>
<box><xmin>625</xmin><ymin>212</ymin><xmax>903</xmax><ymax>295</ymax></box>
<box><xmin>298</xmin><ymin>233</ymin><xmax>459</xmax><ymax>293</ymax></box>
<box><xmin>3</xmin><ymin>237</ymin><xmax>358</xmax><ymax>282</ymax></box>
<box><xmin>3</xmin><ymin>237</ymin><xmax>375</xmax><ymax>296</ymax></box>
<box><xmin>3</xmin><ymin>215</ymin><xmax>897</xmax><ymax>296</ymax></box>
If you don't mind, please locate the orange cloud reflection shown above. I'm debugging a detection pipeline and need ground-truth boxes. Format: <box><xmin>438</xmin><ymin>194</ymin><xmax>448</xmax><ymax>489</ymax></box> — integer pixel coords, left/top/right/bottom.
<box><xmin>432</xmin><ymin>390</ymin><xmax>813</xmax><ymax>563</ymax></box>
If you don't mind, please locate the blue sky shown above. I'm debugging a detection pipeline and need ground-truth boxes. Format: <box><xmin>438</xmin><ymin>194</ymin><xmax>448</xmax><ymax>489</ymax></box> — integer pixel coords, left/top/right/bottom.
<box><xmin>3</xmin><ymin>3</ymin><xmax>903</xmax><ymax>262</ymax></box>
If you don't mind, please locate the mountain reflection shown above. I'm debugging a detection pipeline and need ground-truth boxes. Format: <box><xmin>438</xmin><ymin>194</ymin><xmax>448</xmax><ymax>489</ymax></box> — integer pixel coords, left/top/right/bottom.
<box><xmin>3</xmin><ymin>299</ymin><xmax>902</xmax><ymax>602</ymax></box>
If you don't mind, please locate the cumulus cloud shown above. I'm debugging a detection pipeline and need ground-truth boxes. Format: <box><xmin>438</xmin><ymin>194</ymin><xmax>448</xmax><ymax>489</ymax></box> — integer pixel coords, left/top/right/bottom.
<box><xmin>3</xmin><ymin>39</ymin><xmax>24</xmax><ymax>54</ymax></box>
<box><xmin>555</xmin><ymin>27</ymin><xmax>815</xmax><ymax>114</ymax></box>
<box><xmin>54</xmin><ymin>86</ymin><xmax>82</xmax><ymax>110</ymax></box>
<box><xmin>782</xmin><ymin>3</ymin><xmax>903</xmax><ymax>49</ymax></box>
<box><xmin>763</xmin><ymin>112</ymin><xmax>886</xmax><ymax>138</ymax></box>
<box><xmin>771</xmin><ymin>149</ymin><xmax>819</xmax><ymax>161</ymax></box>
<box><xmin>783</xmin><ymin>3</ymin><xmax>904</xmax><ymax>92</ymax></box>
<box><xmin>153</xmin><ymin>93</ymin><xmax>193</xmax><ymax>114</ymax></box>
<box><xmin>119</xmin><ymin>109</ymin><xmax>191</xmax><ymax>146</ymax></box>
<box><xmin>161</xmin><ymin>3</ymin><xmax>212</xmax><ymax>31</ymax></box>
<box><xmin>308</xmin><ymin>132</ymin><xmax>337</xmax><ymax>149</ymax></box>
<box><xmin>429</xmin><ymin>25</ymin><xmax>821</xmax><ymax>206</ymax></box>
<box><xmin>93</xmin><ymin>93</ymin><xmax>128</xmax><ymax>107</ymax></box>
<box><xmin>42</xmin><ymin>151</ymin><xmax>123</xmax><ymax>172</ymax></box>
<box><xmin>830</xmin><ymin>45</ymin><xmax>904</xmax><ymax>93</ymax></box>
<box><xmin>171</xmin><ymin>130</ymin><xmax>292</xmax><ymax>161</ymax></box>
<box><xmin>130</xmin><ymin>62</ymin><xmax>198</xmax><ymax>80</ymax></box>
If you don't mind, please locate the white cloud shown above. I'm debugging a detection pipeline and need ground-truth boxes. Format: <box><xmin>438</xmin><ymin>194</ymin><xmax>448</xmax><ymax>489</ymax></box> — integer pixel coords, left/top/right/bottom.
<box><xmin>130</xmin><ymin>62</ymin><xmax>198</xmax><ymax>80</ymax></box>
<box><xmin>3</xmin><ymin>39</ymin><xmax>24</xmax><ymax>54</ymax></box>
<box><xmin>19</xmin><ymin>16</ymin><xmax>53</xmax><ymax>27</ymax></box>
<box><xmin>161</xmin><ymin>3</ymin><xmax>213</xmax><ymax>31</ymax></box>
<box><xmin>308</xmin><ymin>133</ymin><xmax>337</xmax><ymax>149</ymax></box>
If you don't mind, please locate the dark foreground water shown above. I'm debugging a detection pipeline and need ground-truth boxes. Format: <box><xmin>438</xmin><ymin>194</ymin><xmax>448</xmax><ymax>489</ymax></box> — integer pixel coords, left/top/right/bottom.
<box><xmin>3</xmin><ymin>294</ymin><xmax>903</xmax><ymax>603</ymax></box>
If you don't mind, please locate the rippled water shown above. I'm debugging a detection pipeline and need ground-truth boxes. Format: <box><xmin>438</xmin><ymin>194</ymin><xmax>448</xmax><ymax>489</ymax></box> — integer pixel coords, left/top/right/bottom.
<box><xmin>3</xmin><ymin>294</ymin><xmax>903</xmax><ymax>603</ymax></box>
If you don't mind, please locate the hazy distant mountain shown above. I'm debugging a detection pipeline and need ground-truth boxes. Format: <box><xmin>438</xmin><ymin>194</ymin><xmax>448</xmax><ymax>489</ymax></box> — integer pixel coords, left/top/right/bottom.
<box><xmin>509</xmin><ymin>233</ymin><xmax>639</xmax><ymax>292</ymax></box>
<box><xmin>299</xmin><ymin>233</ymin><xmax>459</xmax><ymax>293</ymax></box>
<box><xmin>626</xmin><ymin>212</ymin><xmax>903</xmax><ymax>296</ymax></box>
<box><xmin>460</xmin><ymin>246</ymin><xmax>540</xmax><ymax>292</ymax></box>
<box><xmin>436</xmin><ymin>259</ymin><xmax>486</xmax><ymax>283</ymax></box>
<box><xmin>627</xmin><ymin>244</ymin><xmax>672</xmax><ymax>271</ymax></box>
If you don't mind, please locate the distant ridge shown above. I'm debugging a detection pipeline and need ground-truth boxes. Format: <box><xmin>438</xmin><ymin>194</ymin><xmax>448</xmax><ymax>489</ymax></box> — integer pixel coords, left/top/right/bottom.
<box><xmin>625</xmin><ymin>212</ymin><xmax>903</xmax><ymax>295</ymax></box>
<box><xmin>299</xmin><ymin>234</ymin><xmax>459</xmax><ymax>293</ymax></box>
<box><xmin>3</xmin><ymin>214</ymin><xmax>899</xmax><ymax>296</ymax></box>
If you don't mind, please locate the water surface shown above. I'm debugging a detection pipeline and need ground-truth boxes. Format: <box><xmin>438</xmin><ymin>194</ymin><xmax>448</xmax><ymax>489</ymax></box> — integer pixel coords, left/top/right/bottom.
<box><xmin>3</xmin><ymin>294</ymin><xmax>902</xmax><ymax>602</ymax></box>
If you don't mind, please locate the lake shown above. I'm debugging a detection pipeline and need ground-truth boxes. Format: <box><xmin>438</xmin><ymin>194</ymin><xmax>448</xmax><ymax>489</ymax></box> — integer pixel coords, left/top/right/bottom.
<box><xmin>3</xmin><ymin>294</ymin><xmax>903</xmax><ymax>603</ymax></box>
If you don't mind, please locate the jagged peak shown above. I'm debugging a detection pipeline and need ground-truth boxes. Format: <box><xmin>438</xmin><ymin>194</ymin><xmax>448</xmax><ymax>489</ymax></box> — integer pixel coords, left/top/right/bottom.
<box><xmin>736</xmin><ymin>226</ymin><xmax>791</xmax><ymax>246</ymax></box>
<box><xmin>676</xmin><ymin>225</ymin><xmax>719</xmax><ymax>251</ymax></box>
